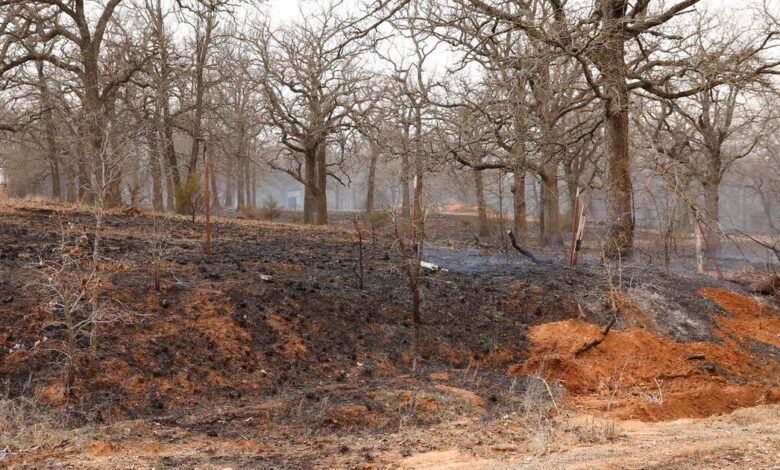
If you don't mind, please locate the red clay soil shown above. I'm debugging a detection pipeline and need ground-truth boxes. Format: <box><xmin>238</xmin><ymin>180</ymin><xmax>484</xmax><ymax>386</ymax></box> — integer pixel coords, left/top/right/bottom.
<box><xmin>701</xmin><ymin>287</ymin><xmax>780</xmax><ymax>348</ymax></box>
<box><xmin>509</xmin><ymin>289</ymin><xmax>780</xmax><ymax>422</ymax></box>
<box><xmin>31</xmin><ymin>288</ymin><xmax>267</xmax><ymax>416</ymax></box>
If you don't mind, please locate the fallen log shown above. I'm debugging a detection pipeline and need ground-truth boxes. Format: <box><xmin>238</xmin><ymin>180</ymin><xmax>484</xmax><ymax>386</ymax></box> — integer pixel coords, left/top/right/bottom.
<box><xmin>507</xmin><ymin>231</ymin><xmax>545</xmax><ymax>265</ymax></box>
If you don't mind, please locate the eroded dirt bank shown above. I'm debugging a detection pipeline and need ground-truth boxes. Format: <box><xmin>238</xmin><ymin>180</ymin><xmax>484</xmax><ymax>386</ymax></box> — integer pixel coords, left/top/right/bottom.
<box><xmin>1</xmin><ymin>202</ymin><xmax>780</xmax><ymax>468</ymax></box>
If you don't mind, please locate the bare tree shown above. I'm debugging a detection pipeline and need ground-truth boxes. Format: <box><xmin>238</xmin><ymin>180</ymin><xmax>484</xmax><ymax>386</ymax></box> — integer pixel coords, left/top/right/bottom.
<box><xmin>445</xmin><ymin>0</ymin><xmax>780</xmax><ymax>258</ymax></box>
<box><xmin>0</xmin><ymin>0</ymin><xmax>154</xmax><ymax>207</ymax></box>
<box><xmin>250</xmin><ymin>2</ymin><xmax>374</xmax><ymax>224</ymax></box>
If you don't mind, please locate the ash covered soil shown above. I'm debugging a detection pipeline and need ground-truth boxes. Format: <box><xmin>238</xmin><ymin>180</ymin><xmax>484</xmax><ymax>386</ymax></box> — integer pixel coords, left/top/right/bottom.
<box><xmin>1</xmin><ymin>202</ymin><xmax>780</xmax><ymax>469</ymax></box>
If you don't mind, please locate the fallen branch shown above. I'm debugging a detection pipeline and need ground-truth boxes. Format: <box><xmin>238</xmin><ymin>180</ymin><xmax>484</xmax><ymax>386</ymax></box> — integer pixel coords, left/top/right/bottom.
<box><xmin>507</xmin><ymin>231</ymin><xmax>544</xmax><ymax>265</ymax></box>
<box><xmin>574</xmin><ymin>314</ymin><xmax>616</xmax><ymax>356</ymax></box>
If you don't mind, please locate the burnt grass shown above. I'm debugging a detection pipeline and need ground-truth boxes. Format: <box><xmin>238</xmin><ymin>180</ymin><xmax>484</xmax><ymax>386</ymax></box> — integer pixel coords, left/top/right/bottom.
<box><xmin>0</xmin><ymin>205</ymin><xmax>763</xmax><ymax>440</ymax></box>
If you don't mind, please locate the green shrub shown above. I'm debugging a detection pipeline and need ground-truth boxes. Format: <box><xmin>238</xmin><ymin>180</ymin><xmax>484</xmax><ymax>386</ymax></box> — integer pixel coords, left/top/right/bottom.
<box><xmin>258</xmin><ymin>196</ymin><xmax>283</xmax><ymax>221</ymax></box>
<box><xmin>174</xmin><ymin>175</ymin><xmax>203</xmax><ymax>222</ymax></box>
<box><xmin>368</xmin><ymin>210</ymin><xmax>388</xmax><ymax>228</ymax></box>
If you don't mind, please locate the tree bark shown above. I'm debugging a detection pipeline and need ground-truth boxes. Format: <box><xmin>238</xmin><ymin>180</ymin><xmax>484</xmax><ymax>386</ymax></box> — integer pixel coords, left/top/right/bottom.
<box><xmin>102</xmin><ymin>95</ymin><xmax>122</xmax><ymax>208</ymax></box>
<box><xmin>224</xmin><ymin>163</ymin><xmax>234</xmax><ymax>209</ymax></box>
<box><xmin>604</xmin><ymin>106</ymin><xmax>633</xmax><ymax>259</ymax></box>
<box><xmin>152</xmin><ymin>0</ymin><xmax>180</xmax><ymax>202</ymax></box>
<box><xmin>162</xmin><ymin>155</ymin><xmax>175</xmax><ymax>211</ymax></box>
<box><xmin>186</xmin><ymin>12</ymin><xmax>214</xmax><ymax>180</ymax></box>
<box><xmin>243</xmin><ymin>158</ymin><xmax>252</xmax><ymax>209</ymax></box>
<box><xmin>250</xmin><ymin>165</ymin><xmax>257</xmax><ymax>209</ymax></box>
<box><xmin>511</xmin><ymin>170</ymin><xmax>527</xmax><ymax>243</ymax></box>
<box><xmin>303</xmin><ymin>149</ymin><xmax>317</xmax><ymax>224</ymax></box>
<box><xmin>316</xmin><ymin>142</ymin><xmax>328</xmax><ymax>225</ymax></box>
<box><xmin>236</xmin><ymin>155</ymin><xmax>246</xmax><ymax>209</ymax></box>
<box><xmin>210</xmin><ymin>165</ymin><xmax>221</xmax><ymax>211</ymax></box>
<box><xmin>49</xmin><ymin>158</ymin><xmax>62</xmax><ymax>201</ymax></box>
<box><xmin>598</xmin><ymin>0</ymin><xmax>634</xmax><ymax>259</ymax></box>
<box><xmin>702</xmin><ymin>170</ymin><xmax>721</xmax><ymax>254</ymax></box>
<box><xmin>412</xmin><ymin>107</ymin><xmax>424</xmax><ymax>243</ymax></box>
<box><xmin>65</xmin><ymin>162</ymin><xmax>76</xmax><ymax>203</ymax></box>
<box><xmin>539</xmin><ymin>161</ymin><xmax>562</xmax><ymax>246</ymax></box>
<box><xmin>365</xmin><ymin>143</ymin><xmax>379</xmax><ymax>213</ymax></box>
<box><xmin>150</xmin><ymin>131</ymin><xmax>164</xmax><ymax>212</ymax></box>
<box><xmin>563</xmin><ymin>160</ymin><xmax>579</xmax><ymax>224</ymax></box>
<box><xmin>36</xmin><ymin>62</ymin><xmax>61</xmax><ymax>200</ymax></box>
<box><xmin>401</xmin><ymin>152</ymin><xmax>411</xmax><ymax>217</ymax></box>
<box><xmin>474</xmin><ymin>169</ymin><xmax>489</xmax><ymax>237</ymax></box>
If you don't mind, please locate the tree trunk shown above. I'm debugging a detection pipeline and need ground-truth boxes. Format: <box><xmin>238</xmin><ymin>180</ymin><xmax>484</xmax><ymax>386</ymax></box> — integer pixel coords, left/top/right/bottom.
<box><xmin>604</xmin><ymin>106</ymin><xmax>633</xmax><ymax>259</ymax></box>
<box><xmin>244</xmin><ymin>159</ymin><xmax>252</xmax><ymax>209</ymax></box>
<box><xmin>236</xmin><ymin>155</ymin><xmax>245</xmax><ymax>209</ymax></box>
<box><xmin>210</xmin><ymin>165</ymin><xmax>221</xmax><ymax>211</ymax></box>
<box><xmin>77</xmin><ymin>153</ymin><xmax>91</xmax><ymax>203</ymax></box>
<box><xmin>161</xmin><ymin>112</ymin><xmax>179</xmax><ymax>185</ymax></box>
<box><xmin>539</xmin><ymin>161</ymin><xmax>562</xmax><ymax>246</ymax></box>
<box><xmin>412</xmin><ymin>108</ymin><xmax>424</xmax><ymax>243</ymax></box>
<box><xmin>474</xmin><ymin>169</ymin><xmax>489</xmax><ymax>237</ymax></box>
<box><xmin>401</xmin><ymin>152</ymin><xmax>410</xmax><ymax>217</ymax></box>
<box><xmin>563</xmin><ymin>160</ymin><xmax>579</xmax><ymax>224</ymax></box>
<box><xmin>365</xmin><ymin>143</ymin><xmax>379</xmax><ymax>213</ymax></box>
<box><xmin>224</xmin><ymin>164</ymin><xmax>234</xmax><ymax>209</ymax></box>
<box><xmin>151</xmin><ymin>0</ymin><xmax>178</xmax><ymax>209</ymax></box>
<box><xmin>44</xmin><ymin>123</ymin><xmax>61</xmax><ymax>201</ymax></box>
<box><xmin>37</xmin><ymin>61</ymin><xmax>62</xmax><ymax>201</ymax></box>
<box><xmin>511</xmin><ymin>170</ymin><xmax>527</xmax><ymax>242</ymax></box>
<box><xmin>49</xmin><ymin>158</ymin><xmax>62</xmax><ymax>201</ymax></box>
<box><xmin>316</xmin><ymin>143</ymin><xmax>328</xmax><ymax>225</ymax></box>
<box><xmin>150</xmin><ymin>131</ymin><xmax>165</xmax><ymax>212</ymax></box>
<box><xmin>536</xmin><ymin>175</ymin><xmax>545</xmax><ymax>242</ymax></box>
<box><xmin>186</xmin><ymin>14</ymin><xmax>213</xmax><ymax>180</ymax></box>
<box><xmin>162</xmin><ymin>156</ymin><xmax>174</xmax><ymax>211</ymax></box>
<box><xmin>303</xmin><ymin>149</ymin><xmax>317</xmax><ymax>224</ymax></box>
<box><xmin>250</xmin><ymin>165</ymin><xmax>257</xmax><ymax>209</ymax></box>
<box><xmin>599</xmin><ymin>1</ymin><xmax>634</xmax><ymax>259</ymax></box>
<box><xmin>702</xmin><ymin>172</ymin><xmax>721</xmax><ymax>254</ymax></box>
<box><xmin>65</xmin><ymin>162</ymin><xmax>76</xmax><ymax>203</ymax></box>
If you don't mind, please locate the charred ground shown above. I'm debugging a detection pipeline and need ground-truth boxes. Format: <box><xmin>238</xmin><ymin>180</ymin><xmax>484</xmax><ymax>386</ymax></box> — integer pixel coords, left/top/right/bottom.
<box><xmin>1</xmin><ymin>201</ymin><xmax>780</xmax><ymax>468</ymax></box>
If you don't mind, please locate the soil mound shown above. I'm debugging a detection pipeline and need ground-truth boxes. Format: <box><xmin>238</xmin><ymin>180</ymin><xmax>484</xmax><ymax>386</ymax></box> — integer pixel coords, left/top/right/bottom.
<box><xmin>509</xmin><ymin>289</ymin><xmax>780</xmax><ymax>421</ymax></box>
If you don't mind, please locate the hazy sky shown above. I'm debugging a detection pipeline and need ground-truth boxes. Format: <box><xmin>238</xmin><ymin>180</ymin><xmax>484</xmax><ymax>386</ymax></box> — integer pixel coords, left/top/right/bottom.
<box><xmin>266</xmin><ymin>0</ymin><xmax>331</xmax><ymax>23</ymax></box>
<box><xmin>267</xmin><ymin>0</ymin><xmax>298</xmax><ymax>22</ymax></box>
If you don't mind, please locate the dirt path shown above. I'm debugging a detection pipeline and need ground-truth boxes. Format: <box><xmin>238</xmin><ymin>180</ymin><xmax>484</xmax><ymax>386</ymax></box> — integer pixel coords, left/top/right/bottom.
<box><xmin>400</xmin><ymin>405</ymin><xmax>780</xmax><ymax>469</ymax></box>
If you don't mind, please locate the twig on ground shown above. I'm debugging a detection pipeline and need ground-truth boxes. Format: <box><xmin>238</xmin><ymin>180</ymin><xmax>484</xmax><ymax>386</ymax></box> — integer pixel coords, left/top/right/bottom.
<box><xmin>575</xmin><ymin>314</ymin><xmax>616</xmax><ymax>356</ymax></box>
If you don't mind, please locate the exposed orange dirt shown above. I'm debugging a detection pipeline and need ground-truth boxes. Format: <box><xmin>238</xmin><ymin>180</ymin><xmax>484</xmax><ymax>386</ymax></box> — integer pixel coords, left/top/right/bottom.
<box><xmin>509</xmin><ymin>289</ymin><xmax>780</xmax><ymax>421</ymax></box>
<box><xmin>701</xmin><ymin>287</ymin><xmax>780</xmax><ymax>348</ymax></box>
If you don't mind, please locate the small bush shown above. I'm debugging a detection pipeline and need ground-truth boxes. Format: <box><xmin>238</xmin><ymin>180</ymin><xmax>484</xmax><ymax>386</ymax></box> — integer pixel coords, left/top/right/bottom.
<box><xmin>571</xmin><ymin>417</ymin><xmax>620</xmax><ymax>444</ymax></box>
<box><xmin>0</xmin><ymin>398</ymin><xmax>94</xmax><ymax>452</ymax></box>
<box><xmin>174</xmin><ymin>175</ymin><xmax>203</xmax><ymax>222</ymax></box>
<box><xmin>238</xmin><ymin>205</ymin><xmax>257</xmax><ymax>219</ymax></box>
<box><xmin>258</xmin><ymin>196</ymin><xmax>283</xmax><ymax>220</ymax></box>
<box><xmin>368</xmin><ymin>210</ymin><xmax>387</xmax><ymax>228</ymax></box>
